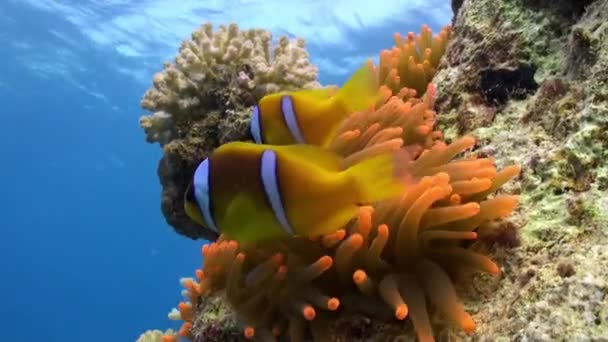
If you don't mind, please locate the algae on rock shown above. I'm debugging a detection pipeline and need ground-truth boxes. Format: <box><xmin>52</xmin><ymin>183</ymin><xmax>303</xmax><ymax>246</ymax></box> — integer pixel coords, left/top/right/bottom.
<box><xmin>432</xmin><ymin>0</ymin><xmax>608</xmax><ymax>339</ymax></box>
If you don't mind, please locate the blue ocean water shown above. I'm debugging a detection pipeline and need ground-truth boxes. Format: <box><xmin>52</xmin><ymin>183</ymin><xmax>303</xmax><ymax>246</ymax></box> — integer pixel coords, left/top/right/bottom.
<box><xmin>0</xmin><ymin>1</ymin><xmax>451</xmax><ymax>341</ymax></box>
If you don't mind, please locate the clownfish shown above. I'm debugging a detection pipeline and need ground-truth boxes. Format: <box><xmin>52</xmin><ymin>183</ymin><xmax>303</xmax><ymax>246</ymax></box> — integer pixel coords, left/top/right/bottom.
<box><xmin>184</xmin><ymin>141</ymin><xmax>411</xmax><ymax>244</ymax></box>
<box><xmin>250</xmin><ymin>62</ymin><xmax>380</xmax><ymax>147</ymax></box>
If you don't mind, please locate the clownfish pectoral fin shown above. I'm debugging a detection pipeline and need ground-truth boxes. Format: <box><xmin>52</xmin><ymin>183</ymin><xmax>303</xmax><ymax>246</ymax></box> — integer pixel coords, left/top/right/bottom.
<box><xmin>223</xmin><ymin>193</ymin><xmax>286</xmax><ymax>244</ymax></box>
<box><xmin>225</xmin><ymin>195</ymin><xmax>247</xmax><ymax>220</ymax></box>
<box><xmin>275</xmin><ymin>144</ymin><xmax>344</xmax><ymax>172</ymax></box>
<box><xmin>222</xmin><ymin>194</ymin><xmax>258</xmax><ymax>242</ymax></box>
<box><xmin>344</xmin><ymin>148</ymin><xmax>414</xmax><ymax>204</ymax></box>
<box><xmin>335</xmin><ymin>62</ymin><xmax>381</xmax><ymax>113</ymax></box>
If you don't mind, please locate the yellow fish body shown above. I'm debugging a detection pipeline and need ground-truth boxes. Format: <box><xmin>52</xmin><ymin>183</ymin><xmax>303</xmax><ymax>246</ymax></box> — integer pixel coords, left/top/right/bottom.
<box><xmin>184</xmin><ymin>141</ymin><xmax>408</xmax><ymax>244</ymax></box>
<box><xmin>250</xmin><ymin>62</ymin><xmax>380</xmax><ymax>147</ymax></box>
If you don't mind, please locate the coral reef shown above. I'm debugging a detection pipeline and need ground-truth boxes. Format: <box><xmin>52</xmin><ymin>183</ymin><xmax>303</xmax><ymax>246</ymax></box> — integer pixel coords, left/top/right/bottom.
<box><xmin>139</xmin><ymin>23</ymin><xmax>319</xmax><ymax>240</ymax></box>
<box><xmin>142</xmin><ymin>0</ymin><xmax>608</xmax><ymax>339</ymax></box>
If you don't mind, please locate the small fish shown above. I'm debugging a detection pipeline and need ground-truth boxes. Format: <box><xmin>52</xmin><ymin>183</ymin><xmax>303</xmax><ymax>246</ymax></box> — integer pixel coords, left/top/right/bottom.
<box><xmin>184</xmin><ymin>141</ymin><xmax>410</xmax><ymax>244</ymax></box>
<box><xmin>250</xmin><ymin>62</ymin><xmax>380</xmax><ymax>147</ymax></box>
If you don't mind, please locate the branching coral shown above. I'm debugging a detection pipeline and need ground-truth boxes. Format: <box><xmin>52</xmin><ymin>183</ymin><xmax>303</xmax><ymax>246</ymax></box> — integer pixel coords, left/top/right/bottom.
<box><xmin>169</xmin><ymin>87</ymin><xmax>520</xmax><ymax>341</ymax></box>
<box><xmin>140</xmin><ymin>22</ymin><xmax>319</xmax><ymax>145</ymax></box>
<box><xmin>374</xmin><ymin>25</ymin><xmax>452</xmax><ymax>100</ymax></box>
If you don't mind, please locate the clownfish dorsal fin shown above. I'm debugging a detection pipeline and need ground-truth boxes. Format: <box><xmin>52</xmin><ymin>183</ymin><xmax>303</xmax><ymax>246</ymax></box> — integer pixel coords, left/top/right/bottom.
<box><xmin>274</xmin><ymin>144</ymin><xmax>344</xmax><ymax>172</ymax></box>
<box><xmin>334</xmin><ymin>61</ymin><xmax>381</xmax><ymax>113</ymax></box>
<box><xmin>291</xmin><ymin>86</ymin><xmax>339</xmax><ymax>100</ymax></box>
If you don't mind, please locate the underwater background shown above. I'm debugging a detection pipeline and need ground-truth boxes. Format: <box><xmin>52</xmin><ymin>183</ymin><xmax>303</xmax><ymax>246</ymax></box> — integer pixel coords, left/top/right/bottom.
<box><xmin>0</xmin><ymin>1</ymin><xmax>452</xmax><ymax>341</ymax></box>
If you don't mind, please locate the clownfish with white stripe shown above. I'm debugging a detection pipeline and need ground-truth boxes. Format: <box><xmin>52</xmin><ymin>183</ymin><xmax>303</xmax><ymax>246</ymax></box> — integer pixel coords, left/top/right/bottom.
<box><xmin>184</xmin><ymin>141</ymin><xmax>411</xmax><ymax>244</ymax></box>
<box><xmin>250</xmin><ymin>62</ymin><xmax>380</xmax><ymax>147</ymax></box>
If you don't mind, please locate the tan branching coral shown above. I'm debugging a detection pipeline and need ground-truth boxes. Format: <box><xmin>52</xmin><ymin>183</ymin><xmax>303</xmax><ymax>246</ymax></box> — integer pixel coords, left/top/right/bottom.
<box><xmin>140</xmin><ymin>22</ymin><xmax>319</xmax><ymax>145</ymax></box>
<box><xmin>170</xmin><ymin>87</ymin><xmax>520</xmax><ymax>341</ymax></box>
<box><xmin>374</xmin><ymin>25</ymin><xmax>452</xmax><ymax>100</ymax></box>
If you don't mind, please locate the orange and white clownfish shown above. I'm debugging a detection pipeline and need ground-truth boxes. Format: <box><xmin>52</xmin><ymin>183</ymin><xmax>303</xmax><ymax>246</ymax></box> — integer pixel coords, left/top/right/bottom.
<box><xmin>250</xmin><ymin>62</ymin><xmax>380</xmax><ymax>147</ymax></box>
<box><xmin>184</xmin><ymin>141</ymin><xmax>410</xmax><ymax>244</ymax></box>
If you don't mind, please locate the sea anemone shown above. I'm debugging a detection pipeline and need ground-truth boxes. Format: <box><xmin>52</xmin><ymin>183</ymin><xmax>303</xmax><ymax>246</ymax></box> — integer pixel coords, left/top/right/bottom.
<box><xmin>374</xmin><ymin>25</ymin><xmax>452</xmax><ymax>100</ymax></box>
<box><xmin>173</xmin><ymin>86</ymin><xmax>521</xmax><ymax>341</ymax></box>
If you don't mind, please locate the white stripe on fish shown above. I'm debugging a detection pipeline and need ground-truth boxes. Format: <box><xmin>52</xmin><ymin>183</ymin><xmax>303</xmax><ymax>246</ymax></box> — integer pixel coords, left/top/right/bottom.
<box><xmin>260</xmin><ymin>149</ymin><xmax>295</xmax><ymax>235</ymax></box>
<box><xmin>250</xmin><ymin>105</ymin><xmax>263</xmax><ymax>144</ymax></box>
<box><xmin>193</xmin><ymin>158</ymin><xmax>219</xmax><ymax>233</ymax></box>
<box><xmin>280</xmin><ymin>95</ymin><xmax>306</xmax><ymax>144</ymax></box>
